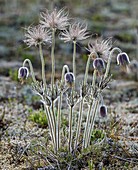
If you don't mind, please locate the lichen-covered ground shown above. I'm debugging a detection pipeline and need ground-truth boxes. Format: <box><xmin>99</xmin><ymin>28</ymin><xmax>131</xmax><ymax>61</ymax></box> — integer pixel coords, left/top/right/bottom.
<box><xmin>0</xmin><ymin>0</ymin><xmax>138</xmax><ymax>169</ymax></box>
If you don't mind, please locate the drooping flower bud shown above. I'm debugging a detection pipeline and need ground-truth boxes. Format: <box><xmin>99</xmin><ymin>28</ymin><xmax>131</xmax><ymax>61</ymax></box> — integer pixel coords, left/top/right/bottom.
<box><xmin>93</xmin><ymin>58</ymin><xmax>105</xmax><ymax>74</ymax></box>
<box><xmin>64</xmin><ymin>72</ymin><xmax>75</xmax><ymax>87</ymax></box>
<box><xmin>117</xmin><ymin>52</ymin><xmax>130</xmax><ymax>71</ymax></box>
<box><xmin>18</xmin><ymin>67</ymin><xmax>29</xmax><ymax>80</ymax></box>
<box><xmin>99</xmin><ymin>105</ymin><xmax>107</xmax><ymax>117</ymax></box>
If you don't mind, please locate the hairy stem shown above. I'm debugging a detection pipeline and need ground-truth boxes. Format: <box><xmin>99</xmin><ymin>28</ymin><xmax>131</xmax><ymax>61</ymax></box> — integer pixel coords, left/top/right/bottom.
<box><xmin>47</xmin><ymin>106</ymin><xmax>55</xmax><ymax>140</ymax></box>
<box><xmin>57</xmin><ymin>65</ymin><xmax>69</xmax><ymax>150</ymax></box>
<box><xmin>50</xmin><ymin>28</ymin><xmax>56</xmax><ymax>152</ymax></box>
<box><xmin>51</xmin><ymin>28</ymin><xmax>56</xmax><ymax>92</ymax></box>
<box><xmin>57</xmin><ymin>93</ymin><xmax>62</xmax><ymax>150</ymax></box>
<box><xmin>85</xmin><ymin>99</ymin><xmax>99</xmax><ymax>148</ymax></box>
<box><xmin>83</xmin><ymin>69</ymin><xmax>97</xmax><ymax>148</ymax></box>
<box><xmin>61</xmin><ymin>65</ymin><xmax>69</xmax><ymax>83</ymax></box>
<box><xmin>23</xmin><ymin>59</ymin><xmax>36</xmax><ymax>83</ymax></box>
<box><xmin>84</xmin><ymin>55</ymin><xmax>91</xmax><ymax>85</ymax></box>
<box><xmin>104</xmin><ymin>47</ymin><xmax>122</xmax><ymax>79</ymax></box>
<box><xmin>69</xmin><ymin>105</ymin><xmax>73</xmax><ymax>152</ymax></box>
<box><xmin>74</xmin><ymin>97</ymin><xmax>84</xmax><ymax>148</ymax></box>
<box><xmin>92</xmin><ymin>69</ymin><xmax>97</xmax><ymax>89</ymax></box>
<box><xmin>51</xmin><ymin>101</ymin><xmax>57</xmax><ymax>153</ymax></box>
<box><xmin>73</xmin><ymin>41</ymin><xmax>76</xmax><ymax>78</ymax></box>
<box><xmin>44</xmin><ymin>105</ymin><xmax>56</xmax><ymax>150</ymax></box>
<box><xmin>75</xmin><ymin>55</ymin><xmax>92</xmax><ymax>149</ymax></box>
<box><xmin>82</xmin><ymin>103</ymin><xmax>92</xmax><ymax>148</ymax></box>
<box><xmin>39</xmin><ymin>43</ymin><xmax>47</xmax><ymax>90</ymax></box>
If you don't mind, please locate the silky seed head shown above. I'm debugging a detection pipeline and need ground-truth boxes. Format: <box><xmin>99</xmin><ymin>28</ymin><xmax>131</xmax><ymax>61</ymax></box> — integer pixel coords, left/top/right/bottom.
<box><xmin>87</xmin><ymin>38</ymin><xmax>112</xmax><ymax>62</ymax></box>
<box><xmin>60</xmin><ymin>22</ymin><xmax>89</xmax><ymax>42</ymax></box>
<box><xmin>40</xmin><ymin>8</ymin><xmax>69</xmax><ymax>30</ymax></box>
<box><xmin>24</xmin><ymin>25</ymin><xmax>51</xmax><ymax>47</ymax></box>
<box><xmin>18</xmin><ymin>67</ymin><xmax>29</xmax><ymax>79</ymax></box>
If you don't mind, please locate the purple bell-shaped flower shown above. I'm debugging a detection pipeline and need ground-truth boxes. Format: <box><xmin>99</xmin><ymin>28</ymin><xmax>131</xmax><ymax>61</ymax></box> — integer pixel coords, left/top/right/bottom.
<box><xmin>99</xmin><ymin>105</ymin><xmax>107</xmax><ymax>117</ymax></box>
<box><xmin>93</xmin><ymin>58</ymin><xmax>105</xmax><ymax>75</ymax></box>
<box><xmin>18</xmin><ymin>67</ymin><xmax>29</xmax><ymax>83</ymax></box>
<box><xmin>117</xmin><ymin>52</ymin><xmax>130</xmax><ymax>72</ymax></box>
<box><xmin>64</xmin><ymin>72</ymin><xmax>75</xmax><ymax>87</ymax></box>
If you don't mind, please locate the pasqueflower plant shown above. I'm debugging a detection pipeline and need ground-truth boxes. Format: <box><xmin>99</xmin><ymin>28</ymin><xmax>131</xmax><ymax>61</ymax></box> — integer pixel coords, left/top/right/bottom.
<box><xmin>18</xmin><ymin>7</ymin><xmax>130</xmax><ymax>154</ymax></box>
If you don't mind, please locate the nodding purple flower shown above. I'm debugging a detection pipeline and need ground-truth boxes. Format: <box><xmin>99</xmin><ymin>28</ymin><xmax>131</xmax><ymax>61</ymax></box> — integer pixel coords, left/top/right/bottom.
<box><xmin>100</xmin><ymin>105</ymin><xmax>107</xmax><ymax>117</ymax></box>
<box><xmin>117</xmin><ymin>52</ymin><xmax>130</xmax><ymax>66</ymax></box>
<box><xmin>93</xmin><ymin>58</ymin><xmax>105</xmax><ymax>74</ymax></box>
<box><xmin>18</xmin><ymin>67</ymin><xmax>29</xmax><ymax>79</ymax></box>
<box><xmin>64</xmin><ymin>72</ymin><xmax>75</xmax><ymax>87</ymax></box>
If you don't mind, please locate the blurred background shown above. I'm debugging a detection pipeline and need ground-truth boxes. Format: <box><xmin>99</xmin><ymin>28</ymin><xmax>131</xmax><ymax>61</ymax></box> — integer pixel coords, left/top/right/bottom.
<box><xmin>0</xmin><ymin>0</ymin><xmax>138</xmax><ymax>102</ymax></box>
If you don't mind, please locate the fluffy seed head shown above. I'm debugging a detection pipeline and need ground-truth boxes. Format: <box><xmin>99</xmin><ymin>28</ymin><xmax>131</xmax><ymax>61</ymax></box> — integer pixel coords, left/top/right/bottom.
<box><xmin>60</xmin><ymin>22</ymin><xmax>89</xmax><ymax>42</ymax></box>
<box><xmin>100</xmin><ymin>105</ymin><xmax>107</xmax><ymax>117</ymax></box>
<box><xmin>40</xmin><ymin>8</ymin><xmax>69</xmax><ymax>30</ymax></box>
<box><xmin>18</xmin><ymin>67</ymin><xmax>29</xmax><ymax>79</ymax></box>
<box><xmin>64</xmin><ymin>72</ymin><xmax>75</xmax><ymax>87</ymax></box>
<box><xmin>87</xmin><ymin>38</ymin><xmax>112</xmax><ymax>61</ymax></box>
<box><xmin>93</xmin><ymin>58</ymin><xmax>105</xmax><ymax>74</ymax></box>
<box><xmin>24</xmin><ymin>25</ymin><xmax>51</xmax><ymax>47</ymax></box>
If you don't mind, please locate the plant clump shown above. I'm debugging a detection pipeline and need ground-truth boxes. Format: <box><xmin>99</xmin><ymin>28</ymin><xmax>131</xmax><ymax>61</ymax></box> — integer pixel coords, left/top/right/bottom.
<box><xmin>18</xmin><ymin>7</ymin><xmax>132</xmax><ymax>169</ymax></box>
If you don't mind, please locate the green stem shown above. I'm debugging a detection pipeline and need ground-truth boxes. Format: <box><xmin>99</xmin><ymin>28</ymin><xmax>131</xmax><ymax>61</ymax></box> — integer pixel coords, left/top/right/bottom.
<box><xmin>73</xmin><ymin>41</ymin><xmax>76</xmax><ymax>78</ymax></box>
<box><xmin>23</xmin><ymin>59</ymin><xmax>36</xmax><ymax>83</ymax></box>
<box><xmin>51</xmin><ymin>28</ymin><xmax>56</xmax><ymax>92</ymax></box>
<box><xmin>39</xmin><ymin>43</ymin><xmax>47</xmax><ymax>90</ymax></box>
<box><xmin>85</xmin><ymin>99</ymin><xmax>99</xmax><ymax>148</ymax></box>
<box><xmin>104</xmin><ymin>47</ymin><xmax>122</xmax><ymax>79</ymax></box>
